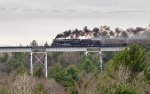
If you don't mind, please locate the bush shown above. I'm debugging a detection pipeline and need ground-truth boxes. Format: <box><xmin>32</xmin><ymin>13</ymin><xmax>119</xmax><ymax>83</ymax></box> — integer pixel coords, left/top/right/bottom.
<box><xmin>36</xmin><ymin>83</ymin><xmax>45</xmax><ymax>94</ymax></box>
<box><xmin>16</xmin><ymin>64</ymin><xmax>29</xmax><ymax>75</ymax></box>
<box><xmin>33</xmin><ymin>66</ymin><xmax>44</xmax><ymax>78</ymax></box>
<box><xmin>0</xmin><ymin>53</ymin><xmax>9</xmax><ymax>63</ymax></box>
<box><xmin>49</xmin><ymin>64</ymin><xmax>79</xmax><ymax>94</ymax></box>
<box><xmin>112</xmin><ymin>85</ymin><xmax>138</xmax><ymax>94</ymax></box>
<box><xmin>79</xmin><ymin>55</ymin><xmax>100</xmax><ymax>73</ymax></box>
<box><xmin>64</xmin><ymin>65</ymin><xmax>79</xmax><ymax>86</ymax></box>
<box><xmin>82</xmin><ymin>59</ymin><xmax>92</xmax><ymax>73</ymax></box>
<box><xmin>6</xmin><ymin>53</ymin><xmax>28</xmax><ymax>73</ymax></box>
<box><xmin>49</xmin><ymin>63</ymin><xmax>66</xmax><ymax>84</ymax></box>
<box><xmin>0</xmin><ymin>84</ymin><xmax>10</xmax><ymax>94</ymax></box>
<box><xmin>144</xmin><ymin>68</ymin><xmax>150</xmax><ymax>84</ymax></box>
<box><xmin>66</xmin><ymin>86</ymin><xmax>78</xmax><ymax>94</ymax></box>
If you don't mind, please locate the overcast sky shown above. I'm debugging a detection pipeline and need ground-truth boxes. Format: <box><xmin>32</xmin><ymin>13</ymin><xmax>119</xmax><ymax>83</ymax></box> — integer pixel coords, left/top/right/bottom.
<box><xmin>0</xmin><ymin>0</ymin><xmax>150</xmax><ymax>46</ymax></box>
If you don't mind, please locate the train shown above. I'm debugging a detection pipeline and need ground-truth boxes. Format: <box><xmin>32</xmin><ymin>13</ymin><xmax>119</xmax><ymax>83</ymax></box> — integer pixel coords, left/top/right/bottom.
<box><xmin>51</xmin><ymin>38</ymin><xmax>150</xmax><ymax>47</ymax></box>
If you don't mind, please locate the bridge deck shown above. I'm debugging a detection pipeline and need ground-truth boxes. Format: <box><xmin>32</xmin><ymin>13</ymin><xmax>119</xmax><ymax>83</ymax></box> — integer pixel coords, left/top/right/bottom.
<box><xmin>0</xmin><ymin>47</ymin><xmax>31</xmax><ymax>52</ymax></box>
<box><xmin>0</xmin><ymin>46</ymin><xmax>126</xmax><ymax>52</ymax></box>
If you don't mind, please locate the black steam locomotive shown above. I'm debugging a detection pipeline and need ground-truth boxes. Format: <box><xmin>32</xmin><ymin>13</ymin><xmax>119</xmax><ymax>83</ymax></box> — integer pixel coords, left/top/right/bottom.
<box><xmin>51</xmin><ymin>38</ymin><xmax>150</xmax><ymax>47</ymax></box>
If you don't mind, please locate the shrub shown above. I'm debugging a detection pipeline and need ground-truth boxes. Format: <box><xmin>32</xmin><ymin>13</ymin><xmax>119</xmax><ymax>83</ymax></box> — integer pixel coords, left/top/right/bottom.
<box><xmin>36</xmin><ymin>83</ymin><xmax>45</xmax><ymax>94</ymax></box>
<box><xmin>112</xmin><ymin>85</ymin><xmax>138</xmax><ymax>94</ymax></box>
<box><xmin>64</xmin><ymin>65</ymin><xmax>79</xmax><ymax>86</ymax></box>
<box><xmin>16</xmin><ymin>64</ymin><xmax>29</xmax><ymax>75</ymax></box>
<box><xmin>0</xmin><ymin>53</ymin><xmax>9</xmax><ymax>63</ymax></box>
<box><xmin>81</xmin><ymin>58</ymin><xmax>97</xmax><ymax>73</ymax></box>
<box><xmin>50</xmin><ymin>64</ymin><xmax>79</xmax><ymax>94</ymax></box>
<box><xmin>0</xmin><ymin>84</ymin><xmax>10</xmax><ymax>94</ymax></box>
<box><xmin>6</xmin><ymin>53</ymin><xmax>28</xmax><ymax>73</ymax></box>
<box><xmin>49</xmin><ymin>63</ymin><xmax>66</xmax><ymax>84</ymax></box>
<box><xmin>33</xmin><ymin>66</ymin><xmax>44</xmax><ymax>78</ymax></box>
<box><xmin>144</xmin><ymin>68</ymin><xmax>150</xmax><ymax>84</ymax></box>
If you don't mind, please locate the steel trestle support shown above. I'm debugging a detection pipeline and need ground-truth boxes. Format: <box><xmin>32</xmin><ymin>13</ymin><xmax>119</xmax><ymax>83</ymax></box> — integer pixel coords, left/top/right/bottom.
<box><xmin>30</xmin><ymin>51</ymin><xmax>48</xmax><ymax>78</ymax></box>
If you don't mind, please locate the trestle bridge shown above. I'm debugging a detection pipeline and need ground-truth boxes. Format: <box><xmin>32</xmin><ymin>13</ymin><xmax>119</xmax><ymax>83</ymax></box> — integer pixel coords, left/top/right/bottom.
<box><xmin>0</xmin><ymin>46</ymin><xmax>125</xmax><ymax>78</ymax></box>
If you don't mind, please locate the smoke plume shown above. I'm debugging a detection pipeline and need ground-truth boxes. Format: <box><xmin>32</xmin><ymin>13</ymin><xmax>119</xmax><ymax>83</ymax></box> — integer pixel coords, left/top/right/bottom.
<box><xmin>55</xmin><ymin>25</ymin><xmax>150</xmax><ymax>39</ymax></box>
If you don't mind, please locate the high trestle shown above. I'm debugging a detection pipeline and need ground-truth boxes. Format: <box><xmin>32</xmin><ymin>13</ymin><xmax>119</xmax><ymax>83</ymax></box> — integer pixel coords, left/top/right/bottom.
<box><xmin>0</xmin><ymin>46</ymin><xmax>125</xmax><ymax>78</ymax></box>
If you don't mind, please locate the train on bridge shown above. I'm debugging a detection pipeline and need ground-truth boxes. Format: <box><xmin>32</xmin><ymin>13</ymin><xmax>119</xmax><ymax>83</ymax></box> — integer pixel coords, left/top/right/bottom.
<box><xmin>51</xmin><ymin>38</ymin><xmax>150</xmax><ymax>47</ymax></box>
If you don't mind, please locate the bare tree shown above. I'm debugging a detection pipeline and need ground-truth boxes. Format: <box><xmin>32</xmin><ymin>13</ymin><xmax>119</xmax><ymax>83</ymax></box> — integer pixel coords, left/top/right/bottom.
<box><xmin>44</xmin><ymin>42</ymin><xmax>49</xmax><ymax>47</ymax></box>
<box><xmin>30</xmin><ymin>40</ymin><xmax>38</xmax><ymax>47</ymax></box>
<box><xmin>116</xmin><ymin>65</ymin><xmax>132</xmax><ymax>84</ymax></box>
<box><xmin>11</xmin><ymin>74</ymin><xmax>36</xmax><ymax>94</ymax></box>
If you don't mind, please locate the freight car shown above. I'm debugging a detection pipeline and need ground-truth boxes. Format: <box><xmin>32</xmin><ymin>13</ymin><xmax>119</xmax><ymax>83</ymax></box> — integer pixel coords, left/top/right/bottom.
<box><xmin>51</xmin><ymin>38</ymin><xmax>150</xmax><ymax>47</ymax></box>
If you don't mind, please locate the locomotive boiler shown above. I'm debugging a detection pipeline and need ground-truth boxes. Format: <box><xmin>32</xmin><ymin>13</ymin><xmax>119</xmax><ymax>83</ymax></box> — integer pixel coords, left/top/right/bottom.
<box><xmin>51</xmin><ymin>38</ymin><xmax>150</xmax><ymax>47</ymax></box>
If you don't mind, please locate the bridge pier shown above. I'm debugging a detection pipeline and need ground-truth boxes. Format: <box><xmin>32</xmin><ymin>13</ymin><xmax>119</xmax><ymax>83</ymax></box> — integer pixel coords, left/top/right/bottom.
<box><xmin>30</xmin><ymin>51</ymin><xmax>48</xmax><ymax>78</ymax></box>
<box><xmin>99</xmin><ymin>51</ymin><xmax>103</xmax><ymax>70</ymax></box>
<box><xmin>30</xmin><ymin>52</ymin><xmax>33</xmax><ymax>74</ymax></box>
<box><xmin>45</xmin><ymin>52</ymin><xmax>48</xmax><ymax>78</ymax></box>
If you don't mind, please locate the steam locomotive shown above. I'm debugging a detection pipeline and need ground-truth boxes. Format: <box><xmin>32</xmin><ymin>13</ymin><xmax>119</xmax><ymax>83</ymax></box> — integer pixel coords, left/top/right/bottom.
<box><xmin>51</xmin><ymin>38</ymin><xmax>150</xmax><ymax>47</ymax></box>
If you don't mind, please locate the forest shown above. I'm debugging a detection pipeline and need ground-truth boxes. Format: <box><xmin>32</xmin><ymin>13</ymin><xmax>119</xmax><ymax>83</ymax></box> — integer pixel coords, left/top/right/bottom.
<box><xmin>0</xmin><ymin>43</ymin><xmax>150</xmax><ymax>94</ymax></box>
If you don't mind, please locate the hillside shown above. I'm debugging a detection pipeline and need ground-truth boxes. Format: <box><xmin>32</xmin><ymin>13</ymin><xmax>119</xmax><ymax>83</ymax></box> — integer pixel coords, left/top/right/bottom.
<box><xmin>0</xmin><ymin>45</ymin><xmax>149</xmax><ymax>94</ymax></box>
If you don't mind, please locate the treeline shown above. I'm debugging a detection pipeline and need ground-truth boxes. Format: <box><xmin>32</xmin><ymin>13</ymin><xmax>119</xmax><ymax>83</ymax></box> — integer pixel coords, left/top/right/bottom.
<box><xmin>29</xmin><ymin>40</ymin><xmax>49</xmax><ymax>47</ymax></box>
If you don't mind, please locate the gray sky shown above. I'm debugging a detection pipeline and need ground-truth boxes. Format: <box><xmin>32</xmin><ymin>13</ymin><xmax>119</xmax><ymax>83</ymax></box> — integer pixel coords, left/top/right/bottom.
<box><xmin>0</xmin><ymin>0</ymin><xmax>150</xmax><ymax>46</ymax></box>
